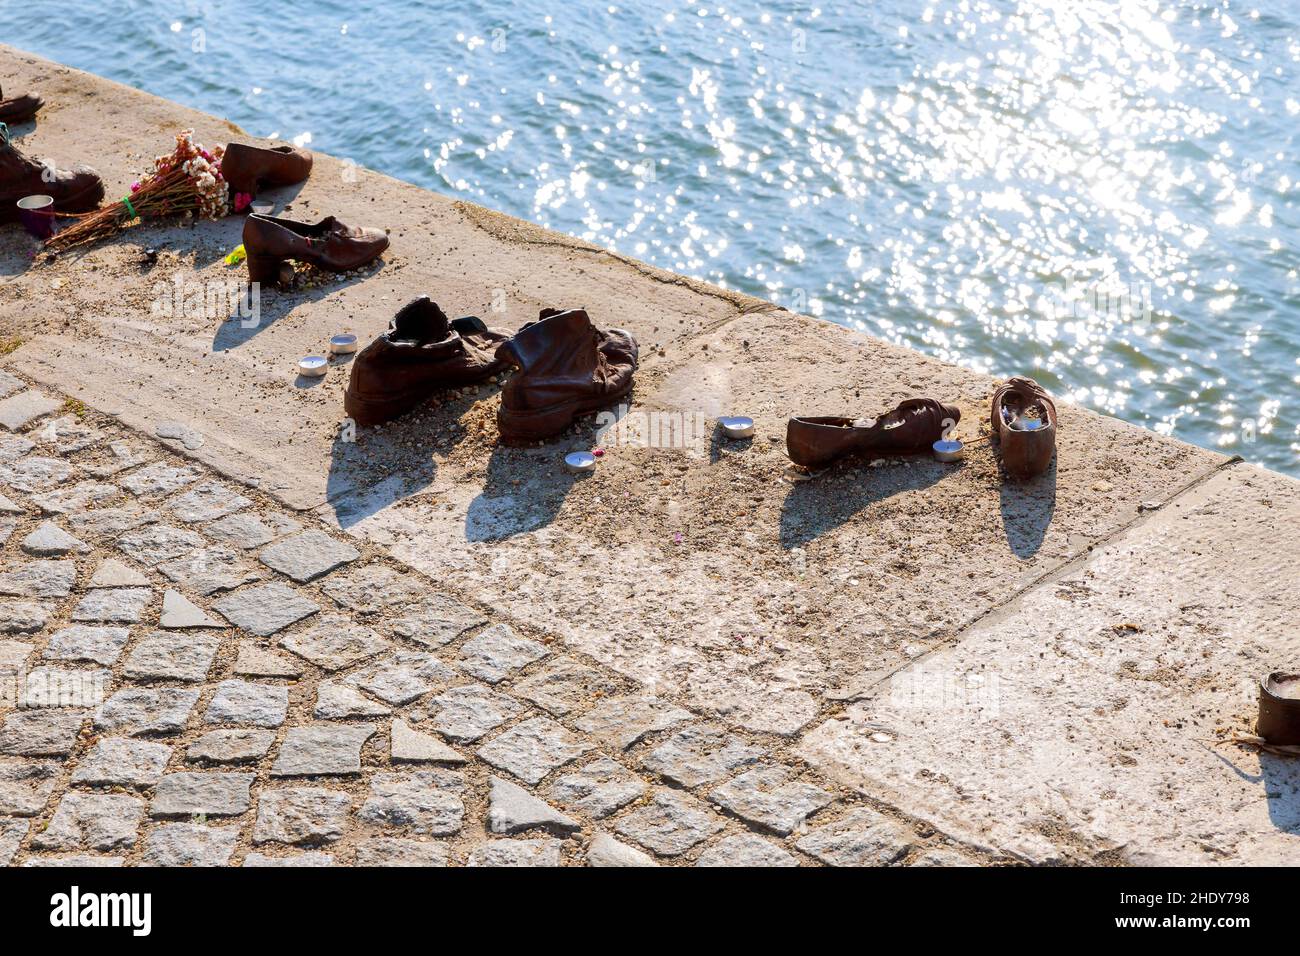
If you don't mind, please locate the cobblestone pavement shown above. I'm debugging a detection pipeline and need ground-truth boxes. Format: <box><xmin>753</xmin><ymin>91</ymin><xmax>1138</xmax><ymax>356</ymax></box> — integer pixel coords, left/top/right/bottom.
<box><xmin>0</xmin><ymin>371</ymin><xmax>979</xmax><ymax>867</ymax></box>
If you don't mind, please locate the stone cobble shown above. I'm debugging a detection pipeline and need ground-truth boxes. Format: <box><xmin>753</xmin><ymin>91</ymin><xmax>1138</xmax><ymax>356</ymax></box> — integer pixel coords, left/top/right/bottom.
<box><xmin>0</xmin><ymin>374</ymin><xmax>975</xmax><ymax>867</ymax></box>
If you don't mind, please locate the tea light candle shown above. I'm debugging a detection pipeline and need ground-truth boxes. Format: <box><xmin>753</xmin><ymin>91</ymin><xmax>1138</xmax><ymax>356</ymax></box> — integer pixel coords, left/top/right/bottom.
<box><xmin>933</xmin><ymin>438</ymin><xmax>964</xmax><ymax>462</ymax></box>
<box><xmin>718</xmin><ymin>416</ymin><xmax>755</xmax><ymax>439</ymax></box>
<box><xmin>251</xmin><ymin>201</ymin><xmax>274</xmax><ymax>216</ymax></box>
<box><xmin>564</xmin><ymin>451</ymin><xmax>597</xmax><ymax>474</ymax></box>
<box><xmin>329</xmin><ymin>334</ymin><xmax>358</xmax><ymax>354</ymax></box>
<box><xmin>298</xmin><ymin>355</ymin><xmax>328</xmax><ymax>377</ymax></box>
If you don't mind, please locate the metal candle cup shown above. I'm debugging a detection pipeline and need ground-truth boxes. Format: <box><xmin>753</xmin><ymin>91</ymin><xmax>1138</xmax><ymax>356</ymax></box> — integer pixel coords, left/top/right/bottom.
<box><xmin>933</xmin><ymin>438</ymin><xmax>964</xmax><ymax>462</ymax></box>
<box><xmin>329</xmin><ymin>334</ymin><xmax>358</xmax><ymax>355</ymax></box>
<box><xmin>297</xmin><ymin>355</ymin><xmax>328</xmax><ymax>377</ymax></box>
<box><xmin>718</xmin><ymin>416</ymin><xmax>755</xmax><ymax>439</ymax></box>
<box><xmin>16</xmin><ymin>194</ymin><xmax>54</xmax><ymax>240</ymax></box>
<box><xmin>564</xmin><ymin>451</ymin><xmax>597</xmax><ymax>474</ymax></box>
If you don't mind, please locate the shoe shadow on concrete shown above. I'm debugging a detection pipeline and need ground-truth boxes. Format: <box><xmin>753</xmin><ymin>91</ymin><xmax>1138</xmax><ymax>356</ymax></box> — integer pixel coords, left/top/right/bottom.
<box><xmin>211</xmin><ymin>260</ymin><xmax>383</xmax><ymax>352</ymax></box>
<box><xmin>1204</xmin><ymin>744</ymin><xmax>1300</xmax><ymax>836</ymax></box>
<box><xmin>322</xmin><ymin>383</ymin><xmax>496</xmax><ymax>532</ymax></box>
<box><xmin>465</xmin><ymin>442</ymin><xmax>586</xmax><ymax>543</ymax></box>
<box><xmin>463</xmin><ymin>392</ymin><xmax>639</xmax><ymax>542</ymax></box>
<box><xmin>1260</xmin><ymin>753</ymin><xmax>1300</xmax><ymax>834</ymax></box>
<box><xmin>779</xmin><ymin>457</ymin><xmax>950</xmax><ymax>550</ymax></box>
<box><xmin>324</xmin><ymin>420</ymin><xmax>440</xmax><ymax>531</ymax></box>
<box><xmin>0</xmin><ymin>227</ymin><xmax>40</xmax><ymax>277</ymax></box>
<box><xmin>997</xmin><ymin>457</ymin><xmax>1057</xmax><ymax>560</ymax></box>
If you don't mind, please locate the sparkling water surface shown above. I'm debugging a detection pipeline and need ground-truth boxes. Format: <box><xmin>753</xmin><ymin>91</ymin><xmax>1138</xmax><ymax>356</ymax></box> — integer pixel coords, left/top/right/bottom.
<box><xmin>2</xmin><ymin>0</ymin><xmax>1297</xmax><ymax>474</ymax></box>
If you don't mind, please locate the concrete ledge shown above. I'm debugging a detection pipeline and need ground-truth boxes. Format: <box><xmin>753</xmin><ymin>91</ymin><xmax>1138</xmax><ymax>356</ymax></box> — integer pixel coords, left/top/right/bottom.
<box><xmin>1</xmin><ymin>45</ymin><xmax>1297</xmax><ymax>863</ymax></box>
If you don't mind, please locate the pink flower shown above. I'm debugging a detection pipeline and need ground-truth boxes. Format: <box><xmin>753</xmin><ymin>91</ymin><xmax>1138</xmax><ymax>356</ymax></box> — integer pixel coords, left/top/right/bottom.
<box><xmin>234</xmin><ymin>192</ymin><xmax>252</xmax><ymax>212</ymax></box>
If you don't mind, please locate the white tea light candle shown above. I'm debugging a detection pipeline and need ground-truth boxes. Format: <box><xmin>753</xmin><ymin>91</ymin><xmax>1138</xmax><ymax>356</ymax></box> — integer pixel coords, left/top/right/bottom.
<box><xmin>329</xmin><ymin>334</ymin><xmax>358</xmax><ymax>354</ymax></box>
<box><xmin>298</xmin><ymin>355</ymin><xmax>328</xmax><ymax>377</ymax></box>
<box><xmin>718</xmin><ymin>416</ymin><xmax>755</xmax><ymax>439</ymax></box>
<box><xmin>933</xmin><ymin>438</ymin><xmax>964</xmax><ymax>462</ymax></box>
<box><xmin>564</xmin><ymin>451</ymin><xmax>597</xmax><ymax>474</ymax></box>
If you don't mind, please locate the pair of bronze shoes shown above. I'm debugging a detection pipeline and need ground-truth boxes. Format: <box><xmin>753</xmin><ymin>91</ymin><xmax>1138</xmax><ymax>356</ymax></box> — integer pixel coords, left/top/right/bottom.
<box><xmin>343</xmin><ymin>298</ymin><xmax>638</xmax><ymax>443</ymax></box>
<box><xmin>786</xmin><ymin>376</ymin><xmax>1057</xmax><ymax>478</ymax></box>
<box><xmin>225</xmin><ymin>142</ymin><xmax>388</xmax><ymax>284</ymax></box>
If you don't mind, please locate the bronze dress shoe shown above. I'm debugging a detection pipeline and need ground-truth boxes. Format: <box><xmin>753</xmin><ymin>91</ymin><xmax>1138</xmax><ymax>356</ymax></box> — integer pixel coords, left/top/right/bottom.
<box><xmin>344</xmin><ymin>296</ymin><xmax>510</xmax><ymax>426</ymax></box>
<box><xmin>0</xmin><ymin>123</ymin><xmax>104</xmax><ymax>224</ymax></box>
<box><xmin>242</xmin><ymin>213</ymin><xmax>388</xmax><ymax>283</ymax></box>
<box><xmin>991</xmin><ymin>376</ymin><xmax>1057</xmax><ymax>479</ymax></box>
<box><xmin>496</xmin><ymin>308</ymin><xmax>638</xmax><ymax>442</ymax></box>
<box><xmin>221</xmin><ymin>142</ymin><xmax>313</xmax><ymax>197</ymax></box>
<box><xmin>786</xmin><ymin>398</ymin><xmax>960</xmax><ymax>469</ymax></box>
<box><xmin>0</xmin><ymin>85</ymin><xmax>43</xmax><ymax>125</ymax></box>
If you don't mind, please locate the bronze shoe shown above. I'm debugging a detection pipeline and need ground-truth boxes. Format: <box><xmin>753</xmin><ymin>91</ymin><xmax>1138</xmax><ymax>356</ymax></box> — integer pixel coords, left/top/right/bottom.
<box><xmin>0</xmin><ymin>123</ymin><xmax>103</xmax><ymax>224</ymax></box>
<box><xmin>344</xmin><ymin>296</ymin><xmax>510</xmax><ymax>426</ymax></box>
<box><xmin>222</xmin><ymin>142</ymin><xmax>312</xmax><ymax>197</ymax></box>
<box><xmin>496</xmin><ymin>308</ymin><xmax>638</xmax><ymax>443</ymax></box>
<box><xmin>0</xmin><ymin>84</ymin><xmax>43</xmax><ymax>125</ymax></box>
<box><xmin>241</xmin><ymin>213</ymin><xmax>388</xmax><ymax>282</ymax></box>
<box><xmin>786</xmin><ymin>398</ymin><xmax>960</xmax><ymax>469</ymax></box>
<box><xmin>991</xmin><ymin>376</ymin><xmax>1057</xmax><ymax>479</ymax></box>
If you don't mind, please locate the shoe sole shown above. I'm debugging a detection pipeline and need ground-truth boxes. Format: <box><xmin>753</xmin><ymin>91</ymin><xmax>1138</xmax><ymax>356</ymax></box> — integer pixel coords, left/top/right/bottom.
<box><xmin>496</xmin><ymin>380</ymin><xmax>634</xmax><ymax>444</ymax></box>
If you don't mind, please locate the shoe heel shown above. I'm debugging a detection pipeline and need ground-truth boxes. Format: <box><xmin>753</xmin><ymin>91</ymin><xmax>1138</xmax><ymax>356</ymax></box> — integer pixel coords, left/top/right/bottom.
<box><xmin>246</xmin><ymin>253</ymin><xmax>285</xmax><ymax>285</ymax></box>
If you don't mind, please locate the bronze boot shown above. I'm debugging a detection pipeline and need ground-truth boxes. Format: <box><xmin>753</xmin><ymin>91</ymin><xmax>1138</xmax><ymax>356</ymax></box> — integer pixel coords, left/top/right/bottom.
<box><xmin>0</xmin><ymin>123</ymin><xmax>104</xmax><ymax>224</ymax></box>
<box><xmin>344</xmin><ymin>296</ymin><xmax>510</xmax><ymax>426</ymax></box>
<box><xmin>241</xmin><ymin>213</ymin><xmax>388</xmax><ymax>282</ymax></box>
<box><xmin>496</xmin><ymin>308</ymin><xmax>638</xmax><ymax>442</ymax></box>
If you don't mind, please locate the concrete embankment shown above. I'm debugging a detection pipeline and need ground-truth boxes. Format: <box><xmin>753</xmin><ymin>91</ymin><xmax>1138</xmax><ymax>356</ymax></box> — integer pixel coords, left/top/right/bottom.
<box><xmin>1</xmin><ymin>45</ymin><xmax>1297</xmax><ymax>864</ymax></box>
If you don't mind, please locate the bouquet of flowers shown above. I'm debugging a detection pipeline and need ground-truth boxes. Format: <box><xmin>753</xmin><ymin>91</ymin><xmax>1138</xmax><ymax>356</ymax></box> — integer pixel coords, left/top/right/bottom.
<box><xmin>45</xmin><ymin>129</ymin><xmax>244</xmax><ymax>253</ymax></box>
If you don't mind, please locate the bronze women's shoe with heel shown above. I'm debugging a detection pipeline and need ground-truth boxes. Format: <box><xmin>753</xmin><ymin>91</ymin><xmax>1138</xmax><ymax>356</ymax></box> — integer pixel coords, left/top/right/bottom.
<box><xmin>495</xmin><ymin>308</ymin><xmax>639</xmax><ymax>443</ymax></box>
<box><xmin>786</xmin><ymin>398</ymin><xmax>960</xmax><ymax>469</ymax></box>
<box><xmin>241</xmin><ymin>213</ymin><xmax>388</xmax><ymax>283</ymax></box>
<box><xmin>222</xmin><ymin>142</ymin><xmax>313</xmax><ymax>198</ymax></box>
<box><xmin>991</xmin><ymin>376</ymin><xmax>1057</xmax><ymax>479</ymax></box>
<box><xmin>344</xmin><ymin>296</ymin><xmax>510</xmax><ymax>426</ymax></box>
